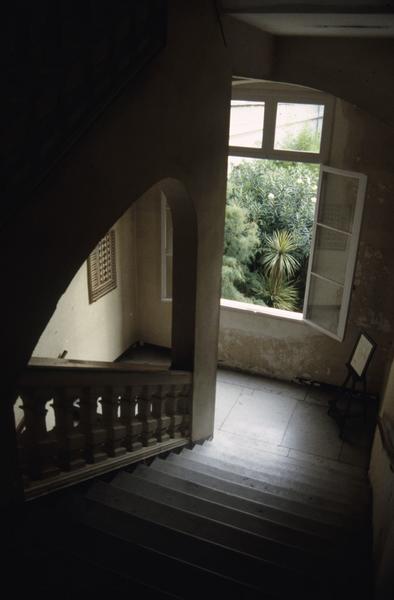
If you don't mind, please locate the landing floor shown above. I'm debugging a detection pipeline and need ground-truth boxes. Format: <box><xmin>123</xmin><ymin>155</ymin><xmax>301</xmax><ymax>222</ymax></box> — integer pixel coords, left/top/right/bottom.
<box><xmin>215</xmin><ymin>368</ymin><xmax>376</xmax><ymax>471</ymax></box>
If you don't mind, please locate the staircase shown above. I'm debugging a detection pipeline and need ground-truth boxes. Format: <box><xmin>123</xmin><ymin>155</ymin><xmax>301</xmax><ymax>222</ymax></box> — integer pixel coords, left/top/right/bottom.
<box><xmin>15</xmin><ymin>433</ymin><xmax>372</xmax><ymax>599</ymax></box>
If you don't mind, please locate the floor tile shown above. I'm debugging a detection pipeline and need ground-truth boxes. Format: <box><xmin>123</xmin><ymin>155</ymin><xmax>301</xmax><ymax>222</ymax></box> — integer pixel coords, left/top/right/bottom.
<box><xmin>216</xmin><ymin>369</ymin><xmax>255</xmax><ymax>392</ymax></box>
<box><xmin>220</xmin><ymin>389</ymin><xmax>297</xmax><ymax>444</ymax></box>
<box><xmin>215</xmin><ymin>369</ymin><xmax>375</xmax><ymax>468</ymax></box>
<box><xmin>214</xmin><ymin>381</ymin><xmax>243</xmax><ymax>429</ymax></box>
<box><xmin>280</xmin><ymin>401</ymin><xmax>343</xmax><ymax>460</ymax></box>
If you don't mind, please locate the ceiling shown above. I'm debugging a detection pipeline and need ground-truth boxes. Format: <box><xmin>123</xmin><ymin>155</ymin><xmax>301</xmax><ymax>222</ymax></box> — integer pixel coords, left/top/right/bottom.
<box><xmin>220</xmin><ymin>1</ymin><xmax>394</xmax><ymax>37</ymax></box>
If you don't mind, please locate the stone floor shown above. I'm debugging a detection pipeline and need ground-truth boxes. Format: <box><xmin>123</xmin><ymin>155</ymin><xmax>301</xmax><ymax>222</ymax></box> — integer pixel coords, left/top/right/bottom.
<box><xmin>215</xmin><ymin>368</ymin><xmax>377</xmax><ymax>470</ymax></box>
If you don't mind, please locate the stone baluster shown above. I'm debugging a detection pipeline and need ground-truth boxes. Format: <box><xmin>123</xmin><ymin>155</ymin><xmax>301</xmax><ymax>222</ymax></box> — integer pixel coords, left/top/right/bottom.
<box><xmin>166</xmin><ymin>384</ymin><xmax>184</xmax><ymax>439</ymax></box>
<box><xmin>19</xmin><ymin>388</ymin><xmax>59</xmax><ymax>480</ymax></box>
<box><xmin>152</xmin><ymin>385</ymin><xmax>171</xmax><ymax>443</ymax></box>
<box><xmin>52</xmin><ymin>387</ymin><xmax>86</xmax><ymax>471</ymax></box>
<box><xmin>79</xmin><ymin>387</ymin><xmax>107</xmax><ymax>463</ymax></box>
<box><xmin>100</xmin><ymin>386</ymin><xmax>127</xmax><ymax>457</ymax></box>
<box><xmin>139</xmin><ymin>385</ymin><xmax>158</xmax><ymax>447</ymax></box>
<box><xmin>179</xmin><ymin>384</ymin><xmax>192</xmax><ymax>437</ymax></box>
<box><xmin>120</xmin><ymin>386</ymin><xmax>143</xmax><ymax>452</ymax></box>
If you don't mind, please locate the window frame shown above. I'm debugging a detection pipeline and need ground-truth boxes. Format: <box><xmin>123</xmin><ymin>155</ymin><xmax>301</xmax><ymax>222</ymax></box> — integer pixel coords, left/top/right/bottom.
<box><xmin>303</xmin><ymin>165</ymin><xmax>367</xmax><ymax>341</ymax></box>
<box><xmin>229</xmin><ymin>83</ymin><xmax>335</xmax><ymax>164</ymax></box>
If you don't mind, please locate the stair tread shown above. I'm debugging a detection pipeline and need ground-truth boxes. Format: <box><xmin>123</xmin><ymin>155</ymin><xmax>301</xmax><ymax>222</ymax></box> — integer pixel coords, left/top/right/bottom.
<box><xmin>209</xmin><ymin>432</ymin><xmax>368</xmax><ymax>483</ymax></box>
<box><xmin>194</xmin><ymin>441</ymin><xmax>368</xmax><ymax>497</ymax></box>
<box><xmin>188</xmin><ymin>447</ymin><xmax>367</xmax><ymax>507</ymax></box>
<box><xmin>83</xmin><ymin>480</ymin><xmax>332</xmax><ymax>598</ymax></box>
<box><xmin>149</xmin><ymin>457</ymin><xmax>360</xmax><ymax>541</ymax></box>
<box><xmin>112</xmin><ymin>469</ymin><xmax>345</xmax><ymax>573</ymax></box>
<box><xmin>167</xmin><ymin>453</ymin><xmax>364</xmax><ymax>527</ymax></box>
<box><xmin>23</xmin><ymin>503</ymin><xmax>264</xmax><ymax>600</ymax></box>
<box><xmin>132</xmin><ymin>462</ymin><xmax>346</xmax><ymax>550</ymax></box>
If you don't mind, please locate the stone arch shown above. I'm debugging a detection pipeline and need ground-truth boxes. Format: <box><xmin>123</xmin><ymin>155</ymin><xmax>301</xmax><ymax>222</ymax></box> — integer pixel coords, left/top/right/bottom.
<box><xmin>159</xmin><ymin>178</ymin><xmax>197</xmax><ymax>371</ymax></box>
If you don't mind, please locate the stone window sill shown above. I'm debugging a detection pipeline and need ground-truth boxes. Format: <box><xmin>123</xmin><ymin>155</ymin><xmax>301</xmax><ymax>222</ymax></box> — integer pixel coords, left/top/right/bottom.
<box><xmin>220</xmin><ymin>298</ymin><xmax>304</xmax><ymax>323</ymax></box>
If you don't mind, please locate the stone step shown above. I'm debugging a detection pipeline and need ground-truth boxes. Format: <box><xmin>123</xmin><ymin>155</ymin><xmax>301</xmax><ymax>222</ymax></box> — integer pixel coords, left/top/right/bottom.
<box><xmin>149</xmin><ymin>457</ymin><xmax>358</xmax><ymax>542</ymax></box>
<box><xmin>186</xmin><ymin>447</ymin><xmax>367</xmax><ymax>509</ymax></box>
<box><xmin>132</xmin><ymin>463</ymin><xmax>345</xmax><ymax>552</ymax></box>
<box><xmin>26</xmin><ymin>501</ymin><xmax>263</xmax><ymax>600</ymax></box>
<box><xmin>166</xmin><ymin>454</ymin><xmax>362</xmax><ymax>529</ymax></box>
<box><xmin>195</xmin><ymin>438</ymin><xmax>368</xmax><ymax>499</ymax></box>
<box><xmin>208</xmin><ymin>430</ymin><xmax>368</xmax><ymax>484</ymax></box>
<box><xmin>84</xmin><ymin>480</ymin><xmax>331</xmax><ymax>598</ymax></box>
<box><xmin>111</xmin><ymin>470</ymin><xmax>345</xmax><ymax>575</ymax></box>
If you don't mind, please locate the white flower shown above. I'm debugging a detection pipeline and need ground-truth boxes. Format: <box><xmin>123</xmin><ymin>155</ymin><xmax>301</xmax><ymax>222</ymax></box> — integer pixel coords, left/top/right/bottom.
<box><xmin>311</xmin><ymin>196</ymin><xmax>317</xmax><ymax>203</ymax></box>
<box><xmin>268</xmin><ymin>192</ymin><xmax>275</xmax><ymax>200</ymax></box>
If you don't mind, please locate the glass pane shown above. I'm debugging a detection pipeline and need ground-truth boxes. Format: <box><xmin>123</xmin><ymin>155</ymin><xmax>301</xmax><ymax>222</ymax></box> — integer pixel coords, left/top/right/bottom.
<box><xmin>166</xmin><ymin>255</ymin><xmax>173</xmax><ymax>298</ymax></box>
<box><xmin>312</xmin><ymin>225</ymin><xmax>350</xmax><ymax>285</ymax></box>
<box><xmin>229</xmin><ymin>100</ymin><xmax>264</xmax><ymax>148</ymax></box>
<box><xmin>317</xmin><ymin>171</ymin><xmax>358</xmax><ymax>233</ymax></box>
<box><xmin>306</xmin><ymin>275</ymin><xmax>343</xmax><ymax>335</ymax></box>
<box><xmin>274</xmin><ymin>103</ymin><xmax>324</xmax><ymax>153</ymax></box>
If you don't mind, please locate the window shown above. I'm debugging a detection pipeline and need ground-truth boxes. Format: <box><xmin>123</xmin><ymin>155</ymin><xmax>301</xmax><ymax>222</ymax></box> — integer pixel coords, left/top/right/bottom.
<box><xmin>304</xmin><ymin>166</ymin><xmax>367</xmax><ymax>340</ymax></box>
<box><xmin>229</xmin><ymin>83</ymin><xmax>333</xmax><ymax>163</ymax></box>
<box><xmin>161</xmin><ymin>192</ymin><xmax>173</xmax><ymax>301</ymax></box>
<box><xmin>223</xmin><ymin>82</ymin><xmax>366</xmax><ymax>341</ymax></box>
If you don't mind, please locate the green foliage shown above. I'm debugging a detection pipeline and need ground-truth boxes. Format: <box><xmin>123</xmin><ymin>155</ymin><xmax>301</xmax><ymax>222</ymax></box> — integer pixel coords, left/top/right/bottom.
<box><xmin>282</xmin><ymin>123</ymin><xmax>321</xmax><ymax>153</ymax></box>
<box><xmin>221</xmin><ymin>204</ymin><xmax>260</xmax><ymax>304</ymax></box>
<box><xmin>222</xmin><ymin>157</ymin><xmax>319</xmax><ymax>311</ymax></box>
<box><xmin>261</xmin><ymin>230</ymin><xmax>300</xmax><ymax>284</ymax></box>
<box><xmin>223</xmin><ymin>204</ymin><xmax>259</xmax><ymax>264</ymax></box>
<box><xmin>248</xmin><ymin>272</ymin><xmax>299</xmax><ymax>311</ymax></box>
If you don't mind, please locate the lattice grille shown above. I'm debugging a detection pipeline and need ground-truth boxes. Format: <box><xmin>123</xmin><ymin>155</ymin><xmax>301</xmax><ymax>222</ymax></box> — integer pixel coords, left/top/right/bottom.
<box><xmin>87</xmin><ymin>230</ymin><xmax>117</xmax><ymax>303</ymax></box>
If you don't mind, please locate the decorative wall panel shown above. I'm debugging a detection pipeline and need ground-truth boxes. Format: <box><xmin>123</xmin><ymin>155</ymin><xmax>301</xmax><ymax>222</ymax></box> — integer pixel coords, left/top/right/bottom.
<box><xmin>87</xmin><ymin>230</ymin><xmax>117</xmax><ymax>303</ymax></box>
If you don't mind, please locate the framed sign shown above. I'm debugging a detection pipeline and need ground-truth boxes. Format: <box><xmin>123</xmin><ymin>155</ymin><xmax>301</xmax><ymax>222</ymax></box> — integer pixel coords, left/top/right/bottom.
<box><xmin>349</xmin><ymin>331</ymin><xmax>376</xmax><ymax>378</ymax></box>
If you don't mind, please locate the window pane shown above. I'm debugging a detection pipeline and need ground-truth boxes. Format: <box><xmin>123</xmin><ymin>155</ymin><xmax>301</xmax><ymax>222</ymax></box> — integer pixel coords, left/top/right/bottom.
<box><xmin>312</xmin><ymin>225</ymin><xmax>350</xmax><ymax>285</ymax></box>
<box><xmin>306</xmin><ymin>275</ymin><xmax>343</xmax><ymax>335</ymax></box>
<box><xmin>274</xmin><ymin>103</ymin><xmax>324</xmax><ymax>153</ymax></box>
<box><xmin>229</xmin><ymin>100</ymin><xmax>264</xmax><ymax>148</ymax></box>
<box><xmin>317</xmin><ymin>171</ymin><xmax>358</xmax><ymax>233</ymax></box>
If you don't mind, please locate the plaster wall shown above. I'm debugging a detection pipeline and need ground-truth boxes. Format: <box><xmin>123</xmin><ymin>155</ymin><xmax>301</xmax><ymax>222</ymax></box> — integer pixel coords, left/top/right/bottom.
<box><xmin>32</xmin><ymin>205</ymin><xmax>138</xmax><ymax>362</ymax></box>
<box><xmin>135</xmin><ymin>186</ymin><xmax>172</xmax><ymax>348</ymax></box>
<box><xmin>218</xmin><ymin>98</ymin><xmax>394</xmax><ymax>394</ymax></box>
<box><xmin>223</xmin><ymin>15</ymin><xmax>394</xmax><ymax>129</ymax></box>
<box><xmin>369</xmin><ymin>352</ymin><xmax>394</xmax><ymax>599</ymax></box>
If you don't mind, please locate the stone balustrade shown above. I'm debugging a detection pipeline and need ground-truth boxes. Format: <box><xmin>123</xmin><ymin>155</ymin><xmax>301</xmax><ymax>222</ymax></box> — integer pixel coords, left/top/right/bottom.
<box><xmin>15</xmin><ymin>357</ymin><xmax>192</xmax><ymax>498</ymax></box>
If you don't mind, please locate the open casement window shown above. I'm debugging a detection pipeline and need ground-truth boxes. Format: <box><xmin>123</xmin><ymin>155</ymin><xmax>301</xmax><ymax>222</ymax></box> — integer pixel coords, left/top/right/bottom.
<box><xmin>161</xmin><ymin>192</ymin><xmax>173</xmax><ymax>301</ymax></box>
<box><xmin>303</xmin><ymin>166</ymin><xmax>367</xmax><ymax>341</ymax></box>
<box><xmin>229</xmin><ymin>84</ymin><xmax>334</xmax><ymax>163</ymax></box>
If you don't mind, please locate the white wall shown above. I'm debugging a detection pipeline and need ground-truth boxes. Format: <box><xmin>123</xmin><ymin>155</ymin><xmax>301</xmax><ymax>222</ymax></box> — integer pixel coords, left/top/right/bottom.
<box><xmin>33</xmin><ymin>204</ymin><xmax>138</xmax><ymax>362</ymax></box>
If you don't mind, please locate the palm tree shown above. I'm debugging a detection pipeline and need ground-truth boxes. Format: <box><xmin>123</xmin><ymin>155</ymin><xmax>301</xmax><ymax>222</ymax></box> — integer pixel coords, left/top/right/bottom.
<box><xmin>261</xmin><ymin>230</ymin><xmax>300</xmax><ymax>285</ymax></box>
<box><xmin>258</xmin><ymin>230</ymin><xmax>300</xmax><ymax>311</ymax></box>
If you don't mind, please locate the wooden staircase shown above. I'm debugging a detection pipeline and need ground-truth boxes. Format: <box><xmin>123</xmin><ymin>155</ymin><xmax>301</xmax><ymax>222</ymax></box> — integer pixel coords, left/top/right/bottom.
<box><xmin>13</xmin><ymin>434</ymin><xmax>372</xmax><ymax>599</ymax></box>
